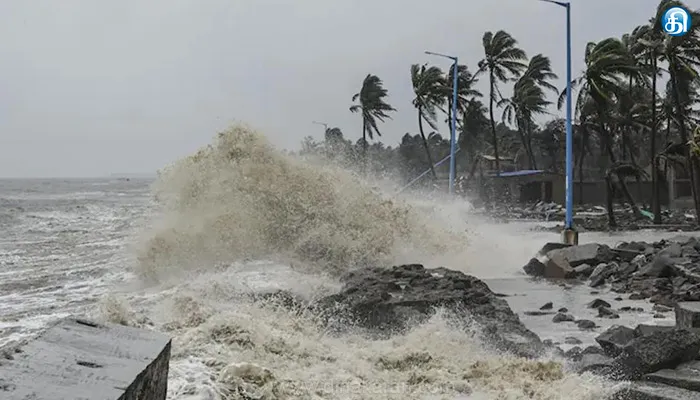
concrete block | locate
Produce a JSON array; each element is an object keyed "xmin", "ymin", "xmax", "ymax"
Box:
[
  {"xmin": 0, "ymin": 318, "xmax": 171, "ymax": 400},
  {"xmin": 676, "ymin": 302, "xmax": 700, "ymax": 329}
]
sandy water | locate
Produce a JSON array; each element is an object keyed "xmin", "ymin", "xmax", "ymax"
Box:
[{"xmin": 0, "ymin": 127, "xmax": 691, "ymax": 399}]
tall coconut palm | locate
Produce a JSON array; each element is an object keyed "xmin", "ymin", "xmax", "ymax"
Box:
[
  {"xmin": 499, "ymin": 79, "xmax": 550, "ymax": 169},
  {"xmin": 636, "ymin": 21, "xmax": 665, "ymax": 223},
  {"xmin": 410, "ymin": 63, "xmax": 446, "ymax": 179},
  {"xmin": 478, "ymin": 30, "xmax": 528, "ymax": 175},
  {"xmin": 349, "ymin": 74, "xmax": 396, "ymax": 167},
  {"xmin": 653, "ymin": 0, "xmax": 700, "ymax": 219},
  {"xmin": 558, "ymin": 38, "xmax": 643, "ymax": 220},
  {"xmin": 499, "ymin": 54, "xmax": 558, "ymax": 169}
]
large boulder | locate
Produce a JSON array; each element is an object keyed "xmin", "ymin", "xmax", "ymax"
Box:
[
  {"xmin": 314, "ymin": 264, "xmax": 545, "ymax": 358},
  {"xmin": 615, "ymin": 329, "xmax": 700, "ymax": 379},
  {"xmin": 522, "ymin": 243, "xmax": 614, "ymax": 279},
  {"xmin": 596, "ymin": 325, "xmax": 636, "ymax": 357}
]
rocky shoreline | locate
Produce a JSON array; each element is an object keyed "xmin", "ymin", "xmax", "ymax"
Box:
[
  {"xmin": 521, "ymin": 236, "xmax": 700, "ymax": 399},
  {"xmin": 249, "ymin": 236, "xmax": 700, "ymax": 399}
]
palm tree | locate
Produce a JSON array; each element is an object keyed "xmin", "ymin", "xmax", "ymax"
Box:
[
  {"xmin": 558, "ymin": 38, "xmax": 643, "ymax": 220},
  {"xmin": 636, "ymin": 21, "xmax": 665, "ymax": 223},
  {"xmin": 499, "ymin": 54, "xmax": 557, "ymax": 169},
  {"xmin": 654, "ymin": 0, "xmax": 700, "ymax": 218},
  {"xmin": 499, "ymin": 79, "xmax": 549, "ymax": 169},
  {"xmin": 478, "ymin": 30, "xmax": 528, "ymax": 175},
  {"xmin": 410, "ymin": 63, "xmax": 446, "ymax": 179},
  {"xmin": 349, "ymin": 74, "xmax": 396, "ymax": 167}
]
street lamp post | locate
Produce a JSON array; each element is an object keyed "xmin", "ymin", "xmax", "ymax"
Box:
[
  {"xmin": 425, "ymin": 51, "xmax": 458, "ymax": 195},
  {"xmin": 539, "ymin": 0, "xmax": 577, "ymax": 245}
]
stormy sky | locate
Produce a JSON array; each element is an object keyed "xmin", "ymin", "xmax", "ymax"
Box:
[{"xmin": 0, "ymin": 0, "xmax": 669, "ymax": 177}]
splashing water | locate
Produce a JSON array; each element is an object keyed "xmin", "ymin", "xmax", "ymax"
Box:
[
  {"xmin": 116, "ymin": 124, "xmax": 619, "ymax": 399},
  {"xmin": 135, "ymin": 125, "xmax": 471, "ymax": 282}
]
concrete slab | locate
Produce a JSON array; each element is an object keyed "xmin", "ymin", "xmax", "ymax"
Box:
[
  {"xmin": 0, "ymin": 318, "xmax": 171, "ymax": 400},
  {"xmin": 676, "ymin": 302, "xmax": 700, "ymax": 329}
]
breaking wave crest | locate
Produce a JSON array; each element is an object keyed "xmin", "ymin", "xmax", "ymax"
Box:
[
  {"xmin": 135, "ymin": 124, "xmax": 468, "ymax": 281},
  {"xmin": 122, "ymin": 124, "xmax": 618, "ymax": 399}
]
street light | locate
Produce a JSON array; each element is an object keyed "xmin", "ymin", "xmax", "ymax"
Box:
[
  {"xmin": 425, "ymin": 51, "xmax": 459, "ymax": 195},
  {"xmin": 539, "ymin": 0, "xmax": 577, "ymax": 245}
]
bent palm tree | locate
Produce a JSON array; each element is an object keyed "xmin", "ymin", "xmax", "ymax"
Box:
[
  {"xmin": 411, "ymin": 63, "xmax": 446, "ymax": 179},
  {"xmin": 349, "ymin": 74, "xmax": 396, "ymax": 167},
  {"xmin": 479, "ymin": 30, "xmax": 528, "ymax": 175},
  {"xmin": 499, "ymin": 79, "xmax": 550, "ymax": 169},
  {"xmin": 558, "ymin": 37, "xmax": 642, "ymax": 221}
]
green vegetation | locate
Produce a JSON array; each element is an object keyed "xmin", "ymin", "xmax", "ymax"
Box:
[{"xmin": 299, "ymin": 0, "xmax": 700, "ymax": 226}]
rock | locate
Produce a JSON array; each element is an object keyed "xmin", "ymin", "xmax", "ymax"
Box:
[
  {"xmin": 639, "ymin": 254, "xmax": 680, "ymax": 278},
  {"xmin": 660, "ymin": 242, "xmax": 683, "ymax": 258},
  {"xmin": 577, "ymin": 319, "xmax": 597, "ymax": 330},
  {"xmin": 314, "ymin": 264, "xmax": 545, "ymax": 358},
  {"xmin": 552, "ymin": 313, "xmax": 575, "ymax": 323},
  {"xmin": 654, "ymin": 313, "xmax": 667, "ymax": 319},
  {"xmin": 588, "ymin": 299, "xmax": 612, "ymax": 309},
  {"xmin": 564, "ymin": 346, "xmax": 583, "ymax": 361},
  {"xmin": 612, "ymin": 248, "xmax": 643, "ymax": 262},
  {"xmin": 0, "ymin": 318, "xmax": 171, "ymax": 400},
  {"xmin": 653, "ymin": 304, "xmax": 673, "ymax": 313},
  {"xmin": 596, "ymin": 325, "xmax": 635, "ymax": 357},
  {"xmin": 645, "ymin": 360, "xmax": 700, "ymax": 392},
  {"xmin": 565, "ymin": 336, "xmax": 582, "ymax": 345},
  {"xmin": 576, "ymin": 353, "xmax": 616, "ymax": 375},
  {"xmin": 558, "ymin": 307, "xmax": 568, "ymax": 313},
  {"xmin": 549, "ymin": 243, "xmax": 614, "ymax": 267},
  {"xmin": 523, "ymin": 257, "xmax": 545, "ymax": 277},
  {"xmin": 582, "ymin": 345, "xmax": 605, "ymax": 356},
  {"xmin": 524, "ymin": 310, "xmax": 554, "ymax": 316},
  {"xmin": 522, "ymin": 243, "xmax": 572, "ymax": 277},
  {"xmin": 676, "ymin": 302, "xmax": 700, "ymax": 329},
  {"xmin": 540, "ymin": 302, "xmax": 553, "ymax": 310},
  {"xmin": 634, "ymin": 324, "xmax": 675, "ymax": 338},
  {"xmin": 616, "ymin": 329, "xmax": 700, "ymax": 379},
  {"xmin": 590, "ymin": 263, "xmax": 615, "ymax": 287},
  {"xmin": 544, "ymin": 252, "xmax": 576, "ymax": 279},
  {"xmin": 574, "ymin": 263, "xmax": 594, "ymax": 277},
  {"xmin": 612, "ymin": 381, "xmax": 700, "ymax": 400},
  {"xmin": 598, "ymin": 307, "xmax": 621, "ymax": 319}
]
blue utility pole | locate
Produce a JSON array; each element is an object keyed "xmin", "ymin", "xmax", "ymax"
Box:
[
  {"xmin": 425, "ymin": 51, "xmax": 458, "ymax": 194},
  {"xmin": 540, "ymin": 0, "xmax": 577, "ymax": 244}
]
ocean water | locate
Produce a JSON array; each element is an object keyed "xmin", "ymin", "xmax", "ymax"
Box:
[{"xmin": 0, "ymin": 125, "xmax": 688, "ymax": 399}]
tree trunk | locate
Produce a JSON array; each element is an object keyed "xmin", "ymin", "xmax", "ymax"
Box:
[
  {"xmin": 515, "ymin": 119, "xmax": 534, "ymax": 170},
  {"xmin": 577, "ymin": 139, "xmax": 586, "ymax": 205},
  {"xmin": 651, "ymin": 56, "xmax": 661, "ymax": 224},
  {"xmin": 362, "ymin": 120, "xmax": 368, "ymax": 174},
  {"xmin": 600, "ymin": 118, "xmax": 641, "ymax": 218},
  {"xmin": 605, "ymin": 175, "xmax": 618, "ymax": 228},
  {"xmin": 525, "ymin": 120, "xmax": 538, "ymax": 170},
  {"xmin": 670, "ymin": 65, "xmax": 700, "ymax": 222},
  {"xmin": 488, "ymin": 72, "xmax": 501, "ymax": 176},
  {"xmin": 417, "ymin": 109, "xmax": 438, "ymax": 180}
]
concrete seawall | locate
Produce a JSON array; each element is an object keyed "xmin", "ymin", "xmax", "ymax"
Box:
[{"xmin": 0, "ymin": 318, "xmax": 171, "ymax": 400}]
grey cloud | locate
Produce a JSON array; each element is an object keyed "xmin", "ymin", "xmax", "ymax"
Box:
[{"xmin": 0, "ymin": 0, "xmax": 663, "ymax": 177}]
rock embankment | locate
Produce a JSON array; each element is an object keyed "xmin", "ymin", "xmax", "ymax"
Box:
[
  {"xmin": 523, "ymin": 236, "xmax": 700, "ymax": 306},
  {"xmin": 312, "ymin": 264, "xmax": 545, "ymax": 358},
  {"xmin": 522, "ymin": 238, "xmax": 700, "ymax": 399}
]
